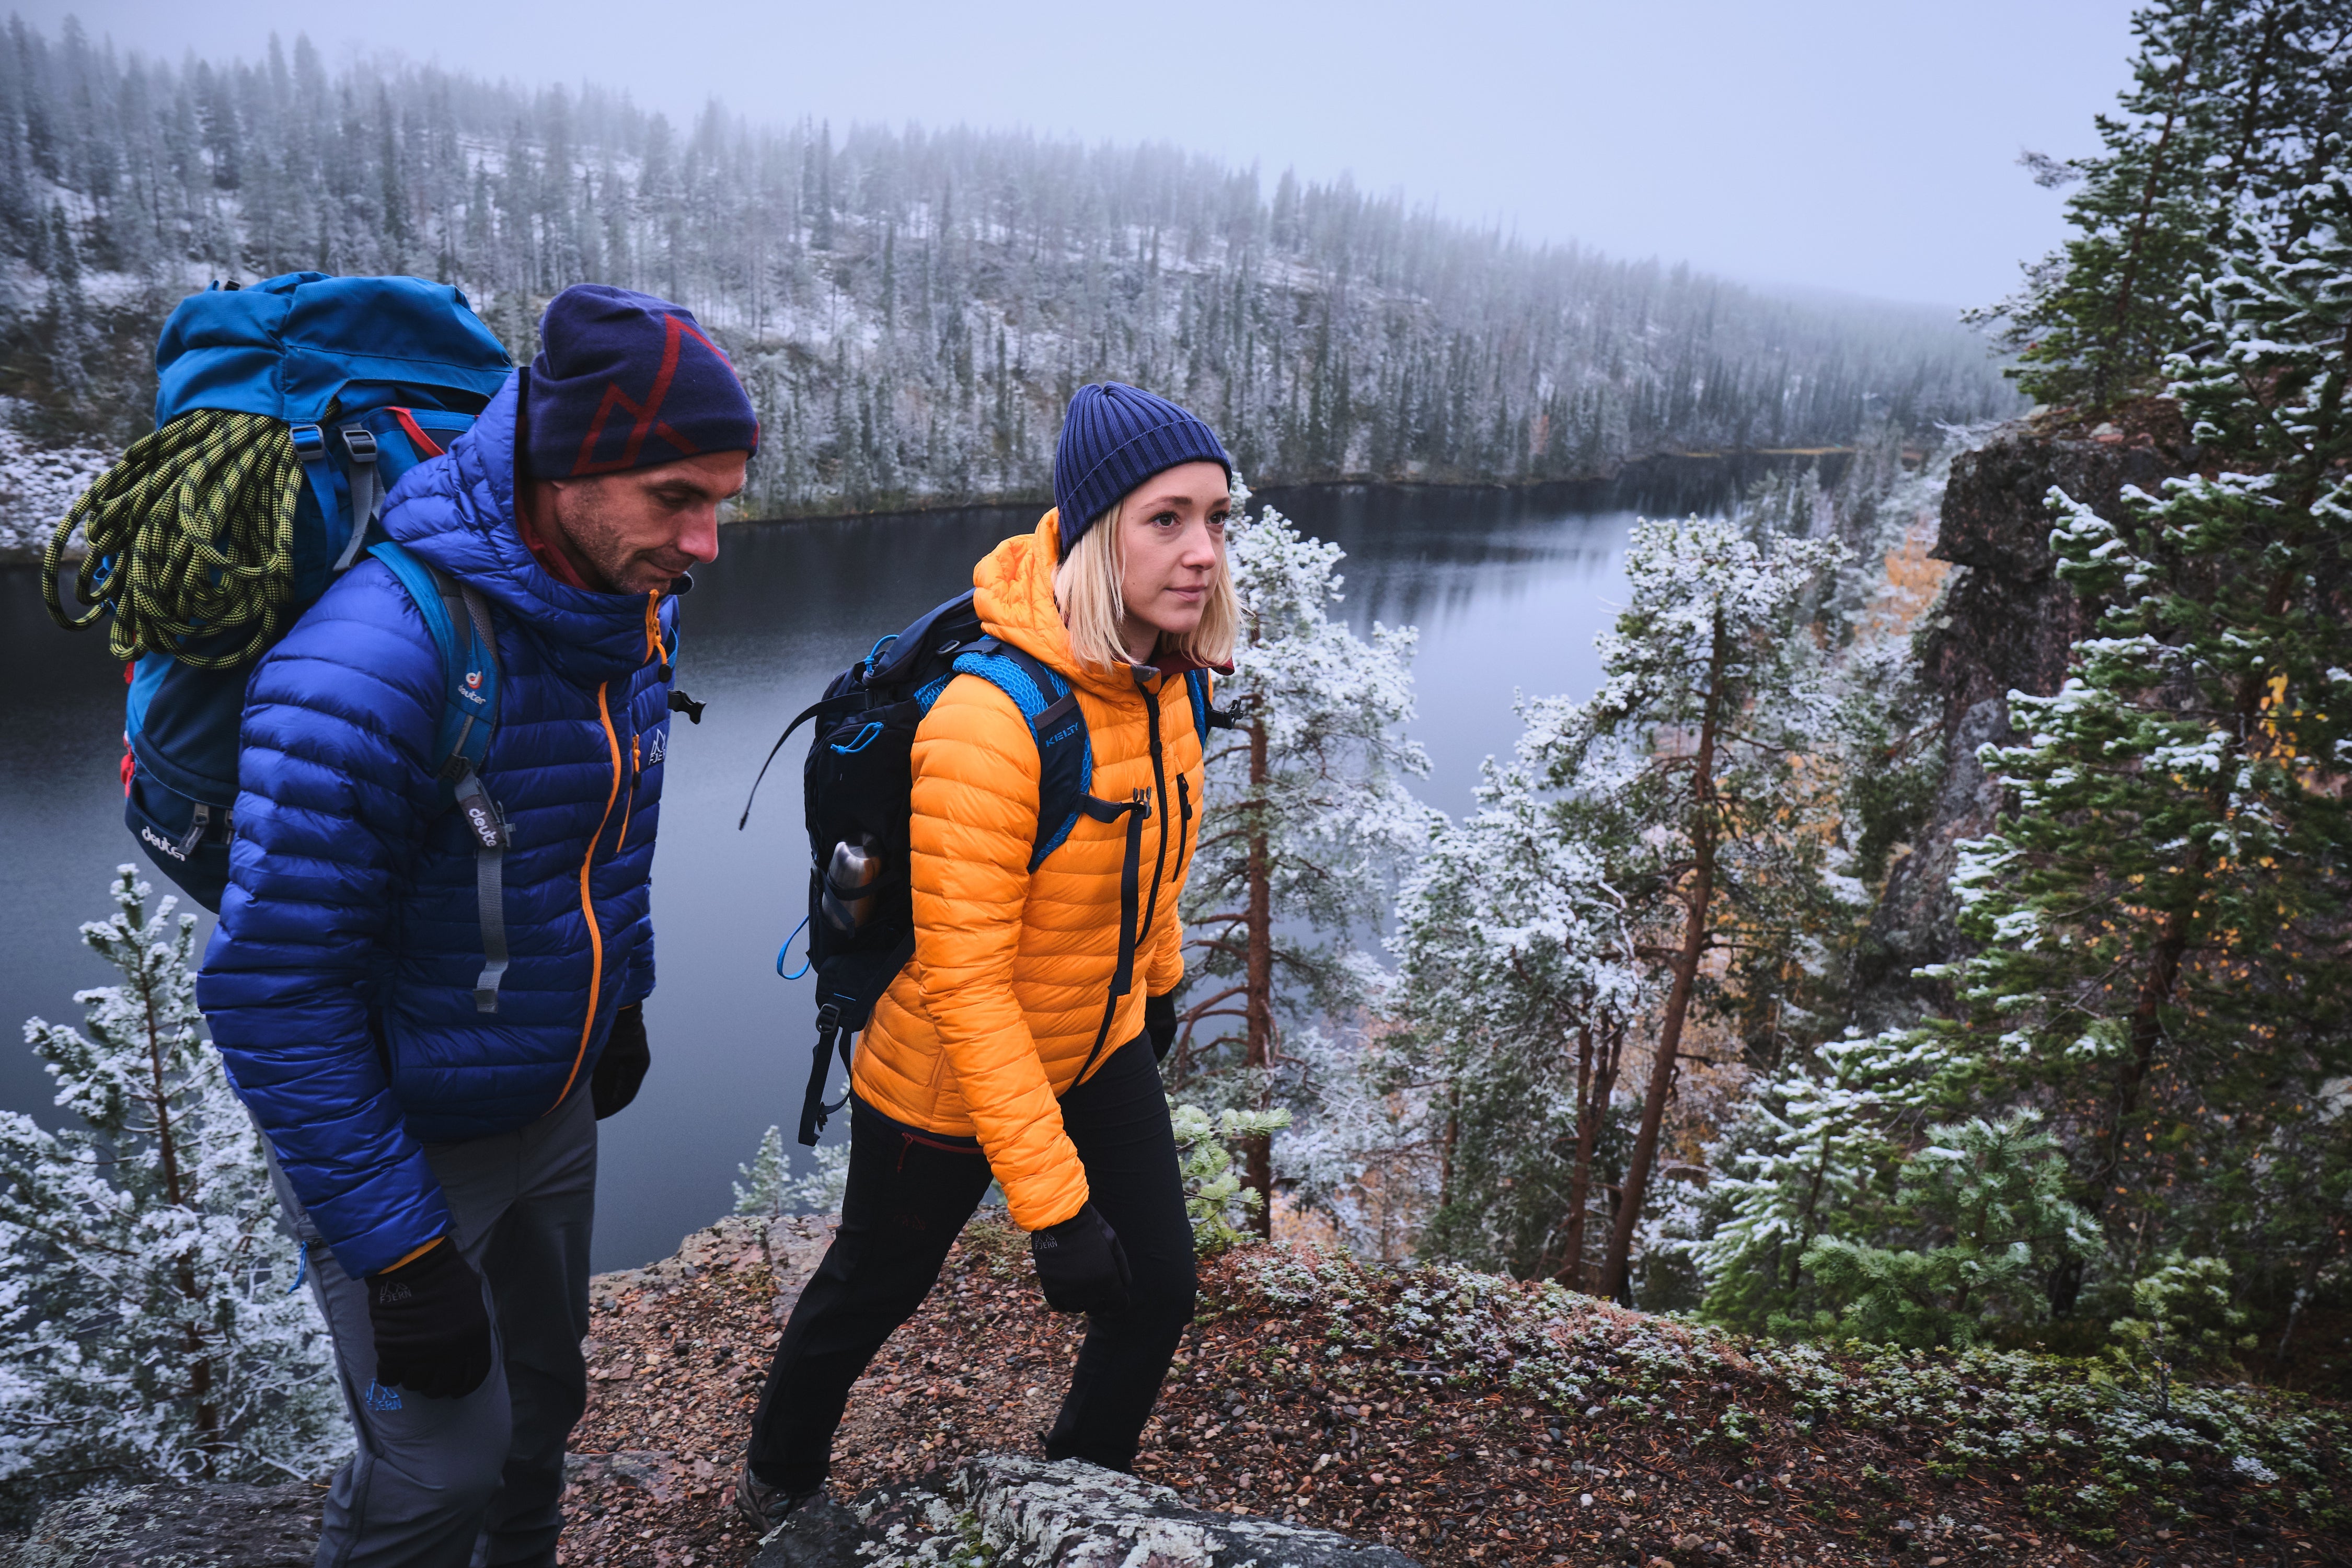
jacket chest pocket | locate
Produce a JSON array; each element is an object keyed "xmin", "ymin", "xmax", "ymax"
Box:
[
  {"xmin": 616, "ymin": 714, "xmax": 670, "ymax": 852},
  {"xmin": 616, "ymin": 735, "xmax": 643, "ymax": 851}
]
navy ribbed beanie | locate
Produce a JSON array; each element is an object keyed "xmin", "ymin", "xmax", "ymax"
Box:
[
  {"xmin": 1052, "ymin": 383, "xmax": 1230, "ymax": 554},
  {"xmin": 524, "ymin": 284, "xmax": 759, "ymax": 479}
]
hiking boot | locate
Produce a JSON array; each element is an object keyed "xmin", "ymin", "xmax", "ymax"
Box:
[{"xmin": 733, "ymin": 1462, "xmax": 820, "ymax": 1535}]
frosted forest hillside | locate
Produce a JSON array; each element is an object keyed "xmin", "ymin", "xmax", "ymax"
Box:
[{"xmin": 0, "ymin": 21, "xmax": 2017, "ymax": 537}]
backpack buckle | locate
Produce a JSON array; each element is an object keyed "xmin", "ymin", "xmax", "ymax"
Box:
[
  {"xmin": 339, "ymin": 426, "xmax": 379, "ymax": 464},
  {"xmin": 289, "ymin": 424, "xmax": 327, "ymax": 462}
]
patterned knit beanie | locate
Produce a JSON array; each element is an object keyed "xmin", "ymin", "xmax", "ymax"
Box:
[
  {"xmin": 1051, "ymin": 383, "xmax": 1230, "ymax": 554},
  {"xmin": 524, "ymin": 284, "xmax": 758, "ymax": 479}
]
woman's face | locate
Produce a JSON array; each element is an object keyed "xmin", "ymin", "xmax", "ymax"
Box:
[{"xmin": 1115, "ymin": 460, "xmax": 1230, "ymax": 659}]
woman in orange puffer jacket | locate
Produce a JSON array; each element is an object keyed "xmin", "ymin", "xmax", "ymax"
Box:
[{"xmin": 739, "ymin": 384, "xmax": 1236, "ymax": 1529}]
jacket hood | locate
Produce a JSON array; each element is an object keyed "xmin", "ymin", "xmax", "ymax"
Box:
[
  {"xmin": 383, "ymin": 372, "xmax": 670, "ymax": 686},
  {"xmin": 972, "ymin": 511, "xmax": 1229, "ymax": 691},
  {"xmin": 974, "ymin": 511, "xmax": 1180, "ymax": 701}
]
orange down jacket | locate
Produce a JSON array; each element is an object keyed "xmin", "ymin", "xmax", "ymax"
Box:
[{"xmin": 848, "ymin": 512, "xmax": 1206, "ymax": 1231}]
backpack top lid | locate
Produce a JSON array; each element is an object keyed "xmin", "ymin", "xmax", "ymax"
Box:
[{"xmin": 153, "ymin": 271, "xmax": 514, "ymax": 431}]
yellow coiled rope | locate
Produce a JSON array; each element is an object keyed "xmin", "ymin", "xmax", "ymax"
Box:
[{"xmin": 41, "ymin": 409, "xmax": 304, "ymax": 670}]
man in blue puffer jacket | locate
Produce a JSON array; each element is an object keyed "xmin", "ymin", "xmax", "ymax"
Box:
[{"xmin": 198, "ymin": 284, "xmax": 757, "ymax": 1568}]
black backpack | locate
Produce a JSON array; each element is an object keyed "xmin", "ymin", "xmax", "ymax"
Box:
[{"xmin": 741, "ymin": 590, "xmax": 1225, "ymax": 1145}]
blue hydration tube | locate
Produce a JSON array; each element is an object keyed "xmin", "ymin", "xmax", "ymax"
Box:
[{"xmin": 776, "ymin": 914, "xmax": 813, "ymax": 981}]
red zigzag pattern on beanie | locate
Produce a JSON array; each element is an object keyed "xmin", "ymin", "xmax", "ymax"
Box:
[{"xmin": 571, "ymin": 314, "xmax": 746, "ymax": 476}]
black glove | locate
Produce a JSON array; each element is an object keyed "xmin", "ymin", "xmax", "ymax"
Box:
[
  {"xmin": 366, "ymin": 1238, "xmax": 494, "ymax": 1400},
  {"xmin": 1031, "ymin": 1202, "xmax": 1133, "ymax": 1315},
  {"xmin": 593, "ymin": 1002, "xmax": 650, "ymax": 1119},
  {"xmin": 1145, "ymin": 992, "xmax": 1178, "ymax": 1063}
]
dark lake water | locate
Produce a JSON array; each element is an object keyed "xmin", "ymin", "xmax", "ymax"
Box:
[{"xmin": 0, "ymin": 456, "xmax": 1796, "ymax": 1270}]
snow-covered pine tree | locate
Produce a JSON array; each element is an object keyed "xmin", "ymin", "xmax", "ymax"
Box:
[
  {"xmin": 1691, "ymin": 1029, "xmax": 1955, "ymax": 1331},
  {"xmin": 1266, "ymin": 1017, "xmax": 1441, "ymax": 1263},
  {"xmin": 1801, "ymin": 1111, "xmax": 2098, "ymax": 1350},
  {"xmin": 0, "ymin": 22, "xmax": 2019, "ymax": 509},
  {"xmin": 1173, "ymin": 487, "xmax": 1435, "ymax": 1233},
  {"xmin": 1517, "ymin": 516, "xmax": 1847, "ymax": 1301},
  {"xmin": 1387, "ymin": 735, "xmax": 1645, "ymax": 1283},
  {"xmin": 733, "ymin": 1126, "xmax": 850, "ymax": 1220},
  {"xmin": 1970, "ymin": 0, "xmax": 2348, "ymax": 409},
  {"xmin": 733, "ymin": 1125, "xmax": 793, "ymax": 1220},
  {"xmin": 0, "ymin": 868, "xmax": 342, "ymax": 1505},
  {"xmin": 1918, "ymin": 171, "xmax": 2352, "ymax": 1318}
]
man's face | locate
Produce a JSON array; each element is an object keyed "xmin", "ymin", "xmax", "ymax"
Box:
[{"xmin": 544, "ymin": 451, "xmax": 747, "ymax": 594}]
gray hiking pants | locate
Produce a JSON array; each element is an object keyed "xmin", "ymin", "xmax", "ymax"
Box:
[{"xmin": 271, "ymin": 1086, "xmax": 596, "ymax": 1568}]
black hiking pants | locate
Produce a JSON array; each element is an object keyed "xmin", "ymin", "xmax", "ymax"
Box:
[{"xmin": 745, "ymin": 1034, "xmax": 1195, "ymax": 1491}]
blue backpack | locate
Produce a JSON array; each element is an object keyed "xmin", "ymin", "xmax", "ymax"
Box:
[{"xmin": 67, "ymin": 273, "xmax": 514, "ymax": 986}]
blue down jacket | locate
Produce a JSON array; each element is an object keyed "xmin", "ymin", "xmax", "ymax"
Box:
[{"xmin": 198, "ymin": 374, "xmax": 677, "ymax": 1277}]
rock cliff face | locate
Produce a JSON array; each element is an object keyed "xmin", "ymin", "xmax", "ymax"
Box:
[{"xmin": 1853, "ymin": 420, "xmax": 2184, "ymax": 1029}]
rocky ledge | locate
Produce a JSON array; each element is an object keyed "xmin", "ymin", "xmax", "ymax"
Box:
[
  {"xmin": 0, "ymin": 1481, "xmax": 322, "ymax": 1567},
  {"xmin": 755, "ymin": 1454, "xmax": 1418, "ymax": 1567},
  {"xmin": 10, "ymin": 1208, "xmax": 2342, "ymax": 1566},
  {"xmin": 2, "ymin": 1217, "xmax": 1413, "ymax": 1568}
]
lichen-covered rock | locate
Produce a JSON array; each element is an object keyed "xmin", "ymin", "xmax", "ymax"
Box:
[
  {"xmin": 754, "ymin": 1453, "xmax": 1421, "ymax": 1567},
  {"xmin": 0, "ymin": 1482, "xmax": 322, "ymax": 1567}
]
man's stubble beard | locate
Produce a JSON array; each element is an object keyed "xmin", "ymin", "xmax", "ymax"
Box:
[{"xmin": 552, "ymin": 483, "xmax": 667, "ymax": 595}]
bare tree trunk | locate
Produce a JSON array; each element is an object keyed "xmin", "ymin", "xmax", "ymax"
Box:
[
  {"xmin": 1600, "ymin": 614, "xmax": 1727, "ymax": 1303},
  {"xmin": 1789, "ymin": 1127, "xmax": 1836, "ymax": 1292},
  {"xmin": 1558, "ymin": 1017, "xmax": 1624, "ymax": 1293},
  {"xmin": 1240, "ymin": 713, "xmax": 1275, "ymax": 1238},
  {"xmin": 1558, "ymin": 1024, "xmax": 1597, "ymax": 1289}
]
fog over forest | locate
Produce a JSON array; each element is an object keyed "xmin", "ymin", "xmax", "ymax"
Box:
[{"xmin": 0, "ymin": 21, "xmax": 2020, "ymax": 514}]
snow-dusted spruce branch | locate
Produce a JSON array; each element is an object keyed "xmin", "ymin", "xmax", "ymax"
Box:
[
  {"xmin": 1965, "ymin": 0, "xmax": 2345, "ymax": 410},
  {"xmin": 1, "ymin": 868, "xmax": 343, "ymax": 1504}
]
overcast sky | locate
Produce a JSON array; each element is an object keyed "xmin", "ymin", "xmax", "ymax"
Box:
[{"xmin": 29, "ymin": 0, "xmax": 2137, "ymax": 310}]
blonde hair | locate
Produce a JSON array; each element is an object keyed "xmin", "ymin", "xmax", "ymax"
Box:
[{"xmin": 1053, "ymin": 493, "xmax": 1239, "ymax": 670}]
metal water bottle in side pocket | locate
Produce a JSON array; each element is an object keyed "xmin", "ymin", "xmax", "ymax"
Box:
[{"xmin": 820, "ymin": 835, "xmax": 881, "ymax": 932}]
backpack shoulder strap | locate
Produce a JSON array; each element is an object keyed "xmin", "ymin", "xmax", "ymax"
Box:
[
  {"xmin": 367, "ymin": 541, "xmax": 500, "ymax": 781},
  {"xmin": 950, "ymin": 639, "xmax": 1091, "ymax": 873},
  {"xmin": 368, "ymin": 540, "xmax": 511, "ymax": 1014},
  {"xmin": 1185, "ymin": 666, "xmax": 1236, "ymax": 745}
]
